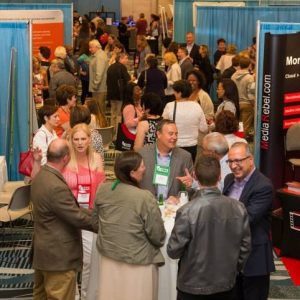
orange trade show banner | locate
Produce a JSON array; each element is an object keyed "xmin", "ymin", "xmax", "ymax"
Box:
[{"xmin": 0, "ymin": 10, "xmax": 64, "ymax": 60}]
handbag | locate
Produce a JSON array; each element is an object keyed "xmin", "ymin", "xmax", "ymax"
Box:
[
  {"xmin": 115, "ymin": 123, "xmax": 136, "ymax": 151},
  {"xmin": 18, "ymin": 150, "xmax": 33, "ymax": 177}
]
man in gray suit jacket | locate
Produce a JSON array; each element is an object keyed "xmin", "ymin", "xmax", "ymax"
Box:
[
  {"xmin": 31, "ymin": 139, "xmax": 97, "ymax": 300},
  {"xmin": 177, "ymin": 47, "xmax": 194, "ymax": 80},
  {"xmin": 139, "ymin": 119, "xmax": 193, "ymax": 201}
]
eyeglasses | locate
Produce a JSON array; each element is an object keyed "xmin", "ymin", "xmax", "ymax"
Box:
[{"xmin": 226, "ymin": 156, "xmax": 250, "ymax": 165}]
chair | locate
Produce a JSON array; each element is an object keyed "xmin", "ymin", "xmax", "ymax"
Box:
[
  {"xmin": 96, "ymin": 126, "xmax": 114, "ymax": 150},
  {"xmin": 0, "ymin": 185, "xmax": 32, "ymax": 224},
  {"xmin": 285, "ymin": 123, "xmax": 300, "ymax": 180}
]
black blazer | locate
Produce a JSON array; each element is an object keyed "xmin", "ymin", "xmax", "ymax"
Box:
[
  {"xmin": 182, "ymin": 43, "xmax": 201, "ymax": 67},
  {"xmin": 223, "ymin": 169, "xmax": 275, "ymax": 276}
]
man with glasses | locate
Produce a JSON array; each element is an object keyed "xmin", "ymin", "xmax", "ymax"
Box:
[{"xmin": 223, "ymin": 142, "xmax": 275, "ymax": 300}]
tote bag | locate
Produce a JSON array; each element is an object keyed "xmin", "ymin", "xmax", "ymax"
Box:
[{"xmin": 115, "ymin": 123, "xmax": 136, "ymax": 151}]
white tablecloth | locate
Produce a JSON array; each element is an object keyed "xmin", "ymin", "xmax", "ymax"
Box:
[
  {"xmin": 86, "ymin": 211, "xmax": 178, "ymax": 300},
  {"xmin": 0, "ymin": 156, "xmax": 8, "ymax": 192}
]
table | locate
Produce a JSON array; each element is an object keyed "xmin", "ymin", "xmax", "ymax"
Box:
[
  {"xmin": 277, "ymin": 189, "xmax": 300, "ymax": 259},
  {"xmin": 86, "ymin": 205, "xmax": 180, "ymax": 300},
  {"xmin": 0, "ymin": 156, "xmax": 8, "ymax": 192}
]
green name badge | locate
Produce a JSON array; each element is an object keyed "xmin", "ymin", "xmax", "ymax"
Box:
[{"xmin": 153, "ymin": 164, "xmax": 170, "ymax": 186}]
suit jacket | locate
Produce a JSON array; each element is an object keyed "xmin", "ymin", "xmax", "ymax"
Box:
[
  {"xmin": 139, "ymin": 143, "xmax": 193, "ymax": 198},
  {"xmin": 223, "ymin": 169, "xmax": 275, "ymax": 276},
  {"xmin": 89, "ymin": 48, "xmax": 108, "ymax": 93},
  {"xmin": 31, "ymin": 165, "xmax": 97, "ymax": 271},
  {"xmin": 179, "ymin": 58, "xmax": 194, "ymax": 80},
  {"xmin": 182, "ymin": 43, "xmax": 201, "ymax": 67}
]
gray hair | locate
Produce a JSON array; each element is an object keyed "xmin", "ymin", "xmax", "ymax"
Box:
[
  {"xmin": 89, "ymin": 39, "xmax": 101, "ymax": 49},
  {"xmin": 51, "ymin": 58, "xmax": 65, "ymax": 70},
  {"xmin": 231, "ymin": 142, "xmax": 252, "ymax": 155},
  {"xmin": 203, "ymin": 132, "xmax": 229, "ymax": 156}
]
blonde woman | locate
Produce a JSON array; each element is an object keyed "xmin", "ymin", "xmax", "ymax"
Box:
[
  {"xmin": 216, "ymin": 44, "xmax": 237, "ymax": 74},
  {"xmin": 163, "ymin": 51, "xmax": 181, "ymax": 108},
  {"xmin": 63, "ymin": 123, "xmax": 105, "ymax": 300}
]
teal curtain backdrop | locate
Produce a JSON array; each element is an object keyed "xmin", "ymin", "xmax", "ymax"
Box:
[
  {"xmin": 0, "ymin": 21, "xmax": 30, "ymax": 180},
  {"xmin": 196, "ymin": 6, "xmax": 300, "ymax": 60},
  {"xmin": 0, "ymin": 3, "xmax": 73, "ymax": 44}
]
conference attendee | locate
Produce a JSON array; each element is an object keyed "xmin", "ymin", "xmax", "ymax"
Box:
[
  {"xmin": 177, "ymin": 132, "xmax": 231, "ymax": 192},
  {"xmin": 139, "ymin": 119, "xmax": 193, "ymax": 201},
  {"xmin": 134, "ymin": 92, "xmax": 162, "ymax": 151},
  {"xmin": 163, "ymin": 51, "xmax": 181, "ymax": 107},
  {"xmin": 108, "ymin": 41, "xmax": 125, "ymax": 66},
  {"xmin": 149, "ymin": 14, "xmax": 160, "ymax": 55},
  {"xmin": 32, "ymin": 56, "xmax": 48, "ymax": 105},
  {"xmin": 223, "ymin": 142, "xmax": 275, "ymax": 300},
  {"xmin": 77, "ymin": 41, "xmax": 92, "ymax": 104},
  {"xmin": 231, "ymin": 56, "xmax": 255, "ymax": 138},
  {"xmin": 187, "ymin": 69, "xmax": 214, "ymax": 123},
  {"xmin": 88, "ymin": 39, "xmax": 108, "ymax": 116},
  {"xmin": 118, "ymin": 16, "xmax": 130, "ymax": 53},
  {"xmin": 122, "ymin": 83, "xmax": 144, "ymax": 134},
  {"xmin": 31, "ymin": 139, "xmax": 97, "ymax": 300},
  {"xmin": 177, "ymin": 47, "xmax": 194, "ymax": 80},
  {"xmin": 48, "ymin": 59, "xmax": 77, "ymax": 99},
  {"xmin": 69, "ymin": 105, "xmax": 104, "ymax": 159},
  {"xmin": 198, "ymin": 44, "xmax": 214, "ymax": 92},
  {"xmin": 54, "ymin": 84, "xmax": 77, "ymax": 138},
  {"xmin": 63, "ymin": 124, "xmax": 105, "ymax": 300},
  {"xmin": 163, "ymin": 80, "xmax": 208, "ymax": 162},
  {"xmin": 137, "ymin": 56, "xmax": 168, "ymax": 101},
  {"xmin": 32, "ymin": 105, "xmax": 59, "ymax": 166},
  {"xmin": 216, "ymin": 78, "xmax": 240, "ymax": 119},
  {"xmin": 182, "ymin": 32, "xmax": 201, "ymax": 67},
  {"xmin": 213, "ymin": 37, "xmax": 226, "ymax": 66},
  {"xmin": 93, "ymin": 151, "xmax": 166, "ymax": 300},
  {"xmin": 134, "ymin": 35, "xmax": 151, "ymax": 78},
  {"xmin": 135, "ymin": 13, "xmax": 148, "ymax": 36},
  {"xmin": 104, "ymin": 34, "xmax": 119, "ymax": 59},
  {"xmin": 216, "ymin": 44, "xmax": 237, "ymax": 74},
  {"xmin": 215, "ymin": 110, "xmax": 247, "ymax": 148},
  {"xmin": 167, "ymin": 154, "xmax": 251, "ymax": 300},
  {"xmin": 106, "ymin": 52, "xmax": 131, "ymax": 138},
  {"xmin": 222, "ymin": 55, "xmax": 240, "ymax": 79},
  {"xmin": 85, "ymin": 98, "xmax": 108, "ymax": 129}
]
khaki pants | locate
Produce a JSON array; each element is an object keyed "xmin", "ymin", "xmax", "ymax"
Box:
[
  {"xmin": 110, "ymin": 100, "xmax": 123, "ymax": 139},
  {"xmin": 92, "ymin": 92, "xmax": 107, "ymax": 116},
  {"xmin": 33, "ymin": 269, "xmax": 77, "ymax": 300},
  {"xmin": 239, "ymin": 102, "xmax": 254, "ymax": 137}
]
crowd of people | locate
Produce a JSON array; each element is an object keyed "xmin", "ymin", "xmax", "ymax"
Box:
[{"xmin": 27, "ymin": 9, "xmax": 275, "ymax": 300}]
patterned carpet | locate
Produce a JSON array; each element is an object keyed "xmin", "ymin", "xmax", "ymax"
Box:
[{"xmin": 1, "ymin": 220, "xmax": 300, "ymax": 299}]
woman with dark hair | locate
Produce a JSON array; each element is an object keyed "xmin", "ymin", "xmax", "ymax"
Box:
[
  {"xmin": 137, "ymin": 56, "xmax": 167, "ymax": 100},
  {"xmin": 93, "ymin": 151, "xmax": 165, "ymax": 300},
  {"xmin": 122, "ymin": 83, "xmax": 144, "ymax": 134},
  {"xmin": 32, "ymin": 105, "xmax": 59, "ymax": 166},
  {"xmin": 215, "ymin": 110, "xmax": 247, "ymax": 147},
  {"xmin": 54, "ymin": 84, "xmax": 77, "ymax": 137},
  {"xmin": 149, "ymin": 14, "xmax": 160, "ymax": 55},
  {"xmin": 216, "ymin": 78, "xmax": 240, "ymax": 119},
  {"xmin": 187, "ymin": 69, "xmax": 214, "ymax": 123},
  {"xmin": 163, "ymin": 80, "xmax": 207, "ymax": 161},
  {"xmin": 133, "ymin": 93, "xmax": 162, "ymax": 151}
]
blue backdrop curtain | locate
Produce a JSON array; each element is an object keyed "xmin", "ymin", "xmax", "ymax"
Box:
[
  {"xmin": 196, "ymin": 6, "xmax": 300, "ymax": 61},
  {"xmin": 0, "ymin": 4, "xmax": 73, "ymax": 44},
  {"xmin": 174, "ymin": 0, "xmax": 194, "ymax": 43},
  {"xmin": 0, "ymin": 21, "xmax": 30, "ymax": 180}
]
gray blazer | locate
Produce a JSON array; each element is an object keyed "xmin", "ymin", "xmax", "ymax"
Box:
[
  {"xmin": 139, "ymin": 143, "xmax": 193, "ymax": 198},
  {"xmin": 180, "ymin": 58, "xmax": 194, "ymax": 80},
  {"xmin": 31, "ymin": 165, "xmax": 97, "ymax": 271},
  {"xmin": 89, "ymin": 48, "xmax": 108, "ymax": 93}
]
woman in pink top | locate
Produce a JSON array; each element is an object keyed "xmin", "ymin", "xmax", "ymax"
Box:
[
  {"xmin": 122, "ymin": 83, "xmax": 144, "ymax": 134},
  {"xmin": 63, "ymin": 123, "xmax": 105, "ymax": 299}
]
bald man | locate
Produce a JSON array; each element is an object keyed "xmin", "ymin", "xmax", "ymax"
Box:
[{"xmin": 31, "ymin": 139, "xmax": 97, "ymax": 300}]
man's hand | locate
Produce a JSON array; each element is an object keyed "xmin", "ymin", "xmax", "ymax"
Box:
[{"xmin": 176, "ymin": 168, "xmax": 193, "ymax": 188}]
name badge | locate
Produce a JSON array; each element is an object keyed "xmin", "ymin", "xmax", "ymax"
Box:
[
  {"xmin": 77, "ymin": 184, "xmax": 91, "ymax": 208},
  {"xmin": 153, "ymin": 164, "xmax": 170, "ymax": 186}
]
